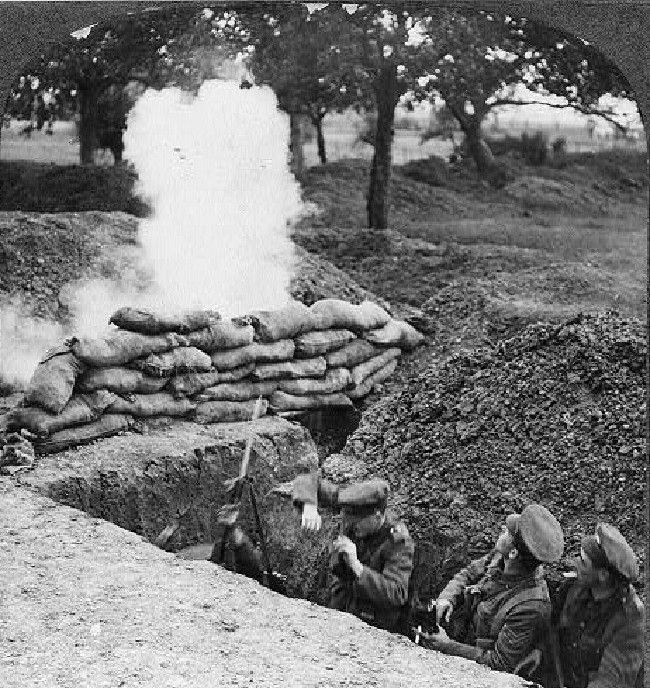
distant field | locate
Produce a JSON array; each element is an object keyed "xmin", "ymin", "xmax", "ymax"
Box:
[
  {"xmin": 0, "ymin": 119, "xmax": 80, "ymax": 165},
  {"xmin": 2, "ymin": 115, "xmax": 645, "ymax": 169}
]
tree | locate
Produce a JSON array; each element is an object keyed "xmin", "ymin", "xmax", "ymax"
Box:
[
  {"xmin": 414, "ymin": 10, "xmax": 635, "ymax": 182},
  {"xmin": 330, "ymin": 3, "xmax": 427, "ymax": 229},
  {"xmin": 188, "ymin": 3, "xmax": 433, "ymax": 229},
  {"xmin": 22, "ymin": 5, "xmax": 211, "ymax": 164},
  {"xmin": 244, "ymin": 4, "xmax": 371, "ymax": 166}
]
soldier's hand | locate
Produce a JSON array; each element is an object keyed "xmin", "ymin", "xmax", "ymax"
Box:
[
  {"xmin": 435, "ymin": 598, "xmax": 454, "ymax": 624},
  {"xmin": 334, "ymin": 536, "xmax": 363, "ymax": 577},
  {"xmin": 334, "ymin": 535, "xmax": 357, "ymax": 561},
  {"xmin": 301, "ymin": 503, "xmax": 322, "ymax": 532}
]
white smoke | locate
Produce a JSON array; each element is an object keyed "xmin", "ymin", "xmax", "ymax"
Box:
[
  {"xmin": 123, "ymin": 79, "xmax": 304, "ymax": 317},
  {"xmin": 0, "ymin": 298, "xmax": 67, "ymax": 389},
  {"xmin": 1, "ymin": 78, "xmax": 306, "ymax": 389}
]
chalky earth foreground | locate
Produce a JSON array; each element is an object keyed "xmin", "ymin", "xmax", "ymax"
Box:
[
  {"xmin": 0, "ymin": 151, "xmax": 646, "ymax": 685},
  {"xmin": 0, "ymin": 481, "xmax": 527, "ymax": 688}
]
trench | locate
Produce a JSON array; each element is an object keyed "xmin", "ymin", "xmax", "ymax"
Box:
[{"xmin": 18, "ymin": 408, "xmax": 465, "ymax": 619}]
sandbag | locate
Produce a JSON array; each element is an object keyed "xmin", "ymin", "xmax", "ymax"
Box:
[
  {"xmin": 167, "ymin": 364, "xmax": 255, "ymax": 396},
  {"xmin": 76, "ymin": 367, "xmax": 169, "ymax": 394},
  {"xmin": 348, "ymin": 359, "xmax": 398, "ymax": 400},
  {"xmin": 248, "ymin": 302, "xmax": 323, "ymax": 342},
  {"xmin": 109, "ymin": 307, "xmax": 221, "ymax": 335},
  {"xmin": 364, "ymin": 319, "xmax": 424, "ymax": 350},
  {"xmin": 33, "ymin": 414, "xmax": 133, "ymax": 455},
  {"xmin": 350, "ymin": 348, "xmax": 401, "ymax": 387},
  {"xmin": 324, "ymin": 340, "xmax": 379, "ymax": 368},
  {"xmin": 294, "ymin": 329, "xmax": 356, "ymax": 358},
  {"xmin": 188, "ymin": 320, "xmax": 255, "ymax": 352},
  {"xmin": 209, "ymin": 340, "xmax": 294, "ymax": 371},
  {"xmin": 309, "ymin": 299, "xmax": 390, "ymax": 332},
  {"xmin": 72, "ymin": 330, "xmax": 188, "ymax": 367},
  {"xmin": 23, "ymin": 345, "xmax": 85, "ymax": 414},
  {"xmin": 137, "ymin": 347, "xmax": 213, "ymax": 378},
  {"xmin": 279, "ymin": 368, "xmax": 351, "ymax": 396},
  {"xmin": 8, "ymin": 391, "xmax": 118, "ymax": 437},
  {"xmin": 109, "ymin": 392, "xmax": 196, "ymax": 417},
  {"xmin": 251, "ymin": 357, "xmax": 326, "ymax": 381},
  {"xmin": 194, "ymin": 381, "xmax": 278, "ymax": 402},
  {"xmin": 194, "ymin": 399, "xmax": 269, "ymax": 424},
  {"xmin": 269, "ymin": 390, "xmax": 352, "ymax": 411}
]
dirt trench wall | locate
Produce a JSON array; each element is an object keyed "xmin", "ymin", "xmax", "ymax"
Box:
[{"xmin": 17, "ymin": 417, "xmax": 319, "ymax": 554}]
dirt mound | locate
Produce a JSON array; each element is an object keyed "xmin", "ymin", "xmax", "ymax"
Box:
[
  {"xmin": 0, "ymin": 160, "xmax": 150, "ymax": 216},
  {"xmin": 0, "ymin": 210, "xmax": 144, "ymax": 321},
  {"xmin": 0, "ymin": 211, "xmax": 393, "ymax": 326},
  {"xmin": 503, "ymin": 175, "xmax": 607, "ymax": 212},
  {"xmin": 290, "ymin": 245, "xmax": 391, "ymax": 310},
  {"xmin": 332, "ymin": 310, "xmax": 646, "ymax": 595}
]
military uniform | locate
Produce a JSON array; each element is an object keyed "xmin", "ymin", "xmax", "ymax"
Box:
[
  {"xmin": 293, "ymin": 473, "xmax": 415, "ymax": 634},
  {"xmin": 422, "ymin": 503, "xmax": 564, "ymax": 676},
  {"xmin": 553, "ymin": 523, "xmax": 644, "ymax": 688},
  {"xmin": 430, "ymin": 550, "xmax": 552, "ymax": 673}
]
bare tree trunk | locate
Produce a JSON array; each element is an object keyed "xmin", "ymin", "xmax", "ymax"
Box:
[
  {"xmin": 289, "ymin": 113, "xmax": 304, "ymax": 180},
  {"xmin": 315, "ymin": 115, "xmax": 327, "ymax": 164},
  {"xmin": 367, "ymin": 62, "xmax": 397, "ymax": 230},
  {"xmin": 78, "ymin": 80, "xmax": 100, "ymax": 165},
  {"xmin": 464, "ymin": 120, "xmax": 496, "ymax": 174}
]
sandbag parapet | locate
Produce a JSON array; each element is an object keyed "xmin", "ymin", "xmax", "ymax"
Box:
[{"xmin": 9, "ymin": 300, "xmax": 423, "ymax": 453}]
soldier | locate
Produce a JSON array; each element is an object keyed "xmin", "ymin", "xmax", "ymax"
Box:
[
  {"xmin": 552, "ymin": 522, "xmax": 644, "ymax": 688},
  {"xmin": 293, "ymin": 473, "xmax": 415, "ymax": 634},
  {"xmin": 421, "ymin": 503, "xmax": 564, "ymax": 677}
]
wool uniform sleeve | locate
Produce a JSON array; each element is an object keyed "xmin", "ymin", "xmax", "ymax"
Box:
[
  {"xmin": 477, "ymin": 601, "xmax": 549, "ymax": 673},
  {"xmin": 356, "ymin": 529, "xmax": 415, "ymax": 608},
  {"xmin": 292, "ymin": 472, "xmax": 340, "ymax": 509},
  {"xmin": 438, "ymin": 552, "xmax": 493, "ymax": 608},
  {"xmin": 588, "ymin": 602, "xmax": 644, "ymax": 688}
]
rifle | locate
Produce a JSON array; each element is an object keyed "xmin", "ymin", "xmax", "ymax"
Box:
[{"xmin": 210, "ymin": 397, "xmax": 286, "ymax": 594}]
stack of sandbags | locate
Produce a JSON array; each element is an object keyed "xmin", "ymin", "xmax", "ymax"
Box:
[
  {"xmin": 6, "ymin": 343, "xmax": 131, "ymax": 454},
  {"xmin": 76, "ymin": 309, "xmax": 263, "ymax": 425},
  {"xmin": 9, "ymin": 300, "xmax": 424, "ymax": 453}
]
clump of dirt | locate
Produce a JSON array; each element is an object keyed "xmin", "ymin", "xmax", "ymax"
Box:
[
  {"xmin": 0, "ymin": 161, "xmax": 151, "ymax": 216},
  {"xmin": 0, "ymin": 211, "xmax": 144, "ymax": 321},
  {"xmin": 332, "ymin": 310, "xmax": 646, "ymax": 596}
]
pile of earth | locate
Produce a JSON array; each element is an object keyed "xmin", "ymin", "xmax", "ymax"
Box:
[
  {"xmin": 323, "ymin": 310, "xmax": 646, "ymax": 598},
  {"xmin": 0, "ymin": 210, "xmax": 392, "ymax": 329},
  {"xmin": 300, "ymin": 151, "xmax": 647, "ymax": 234}
]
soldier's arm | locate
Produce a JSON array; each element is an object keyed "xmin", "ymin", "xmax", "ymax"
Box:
[
  {"xmin": 477, "ymin": 602, "xmax": 548, "ymax": 673},
  {"xmin": 355, "ymin": 532, "xmax": 415, "ymax": 607},
  {"xmin": 438, "ymin": 552, "xmax": 493, "ymax": 609},
  {"xmin": 292, "ymin": 472, "xmax": 340, "ymax": 510},
  {"xmin": 423, "ymin": 603, "xmax": 545, "ymax": 671},
  {"xmin": 588, "ymin": 607, "xmax": 644, "ymax": 688}
]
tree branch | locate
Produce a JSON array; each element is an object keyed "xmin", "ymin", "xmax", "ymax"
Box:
[{"xmin": 486, "ymin": 98, "xmax": 631, "ymax": 132}]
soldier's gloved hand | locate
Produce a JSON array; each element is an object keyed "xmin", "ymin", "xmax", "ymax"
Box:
[
  {"xmin": 333, "ymin": 536, "xmax": 363, "ymax": 578},
  {"xmin": 301, "ymin": 503, "xmax": 322, "ymax": 532},
  {"xmin": 435, "ymin": 598, "xmax": 454, "ymax": 624}
]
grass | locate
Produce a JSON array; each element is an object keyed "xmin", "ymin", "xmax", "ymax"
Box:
[{"xmin": 296, "ymin": 151, "xmax": 647, "ymax": 322}]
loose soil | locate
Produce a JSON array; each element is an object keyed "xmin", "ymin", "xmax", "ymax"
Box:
[{"xmin": 0, "ymin": 148, "xmax": 646, "ymax": 685}]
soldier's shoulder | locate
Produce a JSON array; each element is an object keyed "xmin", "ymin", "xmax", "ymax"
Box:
[
  {"xmin": 624, "ymin": 587, "xmax": 644, "ymax": 618},
  {"xmin": 389, "ymin": 521, "xmax": 413, "ymax": 545}
]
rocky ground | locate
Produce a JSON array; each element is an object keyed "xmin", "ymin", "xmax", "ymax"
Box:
[
  {"xmin": 1, "ymin": 481, "xmax": 528, "ymax": 688},
  {"xmin": 0, "ymin": 148, "xmax": 646, "ymax": 684}
]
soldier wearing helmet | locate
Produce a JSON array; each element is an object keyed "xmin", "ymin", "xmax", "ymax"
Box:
[
  {"xmin": 552, "ymin": 522, "xmax": 644, "ymax": 688},
  {"xmin": 422, "ymin": 503, "xmax": 564, "ymax": 676}
]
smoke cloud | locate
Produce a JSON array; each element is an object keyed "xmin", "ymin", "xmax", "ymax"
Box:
[
  {"xmin": 1, "ymin": 78, "xmax": 307, "ymax": 388},
  {"xmin": 123, "ymin": 79, "xmax": 304, "ymax": 317},
  {"xmin": 0, "ymin": 298, "xmax": 67, "ymax": 389}
]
